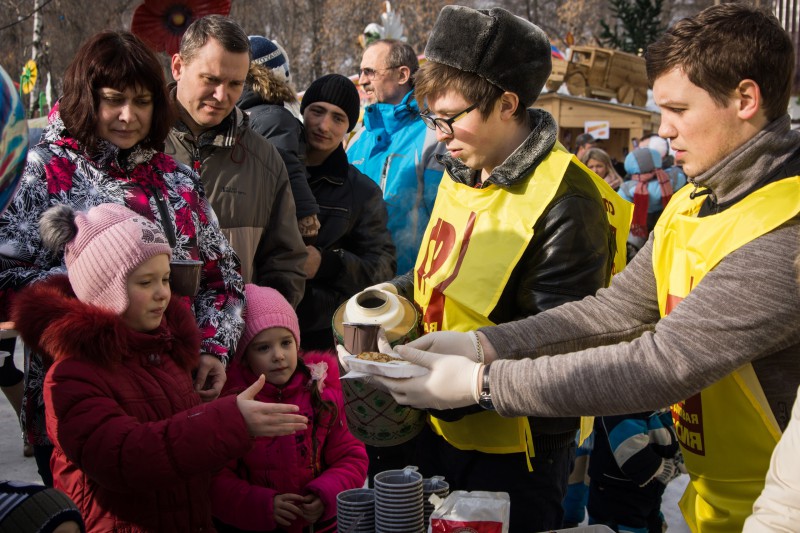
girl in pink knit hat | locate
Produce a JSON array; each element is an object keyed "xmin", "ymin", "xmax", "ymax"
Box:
[
  {"xmin": 211, "ymin": 283, "xmax": 368, "ymax": 533},
  {"xmin": 12, "ymin": 204, "xmax": 308, "ymax": 533}
]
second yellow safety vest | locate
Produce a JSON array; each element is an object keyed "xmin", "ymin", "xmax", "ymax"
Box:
[{"xmin": 652, "ymin": 176, "xmax": 800, "ymax": 533}]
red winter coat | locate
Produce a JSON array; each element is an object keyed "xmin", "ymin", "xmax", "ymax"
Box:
[
  {"xmin": 12, "ymin": 276, "xmax": 253, "ymax": 533},
  {"xmin": 211, "ymin": 352, "xmax": 368, "ymax": 532}
]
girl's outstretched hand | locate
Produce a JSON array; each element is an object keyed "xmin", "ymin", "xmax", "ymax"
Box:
[{"xmin": 236, "ymin": 375, "xmax": 308, "ymax": 436}]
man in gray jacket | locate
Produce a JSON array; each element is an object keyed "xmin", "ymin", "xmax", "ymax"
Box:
[
  {"xmin": 371, "ymin": 5, "xmax": 800, "ymax": 532},
  {"xmin": 166, "ymin": 15, "xmax": 306, "ymax": 307}
]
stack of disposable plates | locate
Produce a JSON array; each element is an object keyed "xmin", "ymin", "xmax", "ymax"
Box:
[
  {"xmin": 336, "ymin": 488, "xmax": 375, "ymax": 533},
  {"xmin": 374, "ymin": 466, "xmax": 424, "ymax": 533}
]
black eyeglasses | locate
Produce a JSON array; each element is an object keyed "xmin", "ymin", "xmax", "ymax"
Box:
[
  {"xmin": 359, "ymin": 66, "xmax": 399, "ymax": 79},
  {"xmin": 420, "ymin": 103, "xmax": 478, "ymax": 135}
]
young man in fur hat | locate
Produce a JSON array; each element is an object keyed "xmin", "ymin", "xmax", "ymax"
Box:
[
  {"xmin": 372, "ymin": 4, "xmax": 800, "ymax": 532},
  {"xmin": 359, "ymin": 5, "xmax": 630, "ymax": 530}
]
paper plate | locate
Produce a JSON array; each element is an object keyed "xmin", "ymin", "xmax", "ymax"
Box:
[{"xmin": 345, "ymin": 355, "xmax": 428, "ymax": 378}]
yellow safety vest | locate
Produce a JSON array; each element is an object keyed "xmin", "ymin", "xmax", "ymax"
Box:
[
  {"xmin": 414, "ymin": 146, "xmax": 631, "ymax": 462},
  {"xmin": 652, "ymin": 176, "xmax": 800, "ymax": 533}
]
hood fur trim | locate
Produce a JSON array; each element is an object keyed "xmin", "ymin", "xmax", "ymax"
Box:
[{"xmin": 11, "ymin": 275, "xmax": 201, "ymax": 370}]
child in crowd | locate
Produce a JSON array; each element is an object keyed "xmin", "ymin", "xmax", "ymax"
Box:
[
  {"xmin": 0, "ymin": 480, "xmax": 85, "ymax": 533},
  {"xmin": 211, "ymin": 284, "xmax": 368, "ymax": 533},
  {"xmin": 587, "ymin": 409, "xmax": 684, "ymax": 532},
  {"xmin": 11, "ymin": 203, "xmax": 308, "ymax": 532}
]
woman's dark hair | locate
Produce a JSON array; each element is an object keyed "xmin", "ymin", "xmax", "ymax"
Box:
[{"xmin": 60, "ymin": 31, "xmax": 175, "ymax": 152}]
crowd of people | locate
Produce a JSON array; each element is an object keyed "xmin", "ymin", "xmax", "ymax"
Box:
[{"xmin": 0, "ymin": 3, "xmax": 798, "ymax": 533}]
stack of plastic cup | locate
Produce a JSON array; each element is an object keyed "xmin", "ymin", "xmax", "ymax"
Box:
[
  {"xmin": 374, "ymin": 466, "xmax": 424, "ymax": 532},
  {"xmin": 336, "ymin": 488, "xmax": 375, "ymax": 532},
  {"xmin": 422, "ymin": 476, "xmax": 450, "ymax": 530}
]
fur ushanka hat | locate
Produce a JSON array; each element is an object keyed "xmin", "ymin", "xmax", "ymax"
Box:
[{"xmin": 424, "ymin": 6, "xmax": 552, "ymax": 107}]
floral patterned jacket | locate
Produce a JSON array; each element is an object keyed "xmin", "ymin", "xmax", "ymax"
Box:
[{"xmin": 0, "ymin": 111, "xmax": 245, "ymax": 445}]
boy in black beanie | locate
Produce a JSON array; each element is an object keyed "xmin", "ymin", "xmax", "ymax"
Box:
[
  {"xmin": 295, "ymin": 74, "xmax": 395, "ymax": 351},
  {"xmin": 0, "ymin": 480, "xmax": 84, "ymax": 533}
]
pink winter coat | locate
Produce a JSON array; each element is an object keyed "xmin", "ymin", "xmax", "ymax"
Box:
[
  {"xmin": 12, "ymin": 276, "xmax": 253, "ymax": 532},
  {"xmin": 211, "ymin": 351, "xmax": 368, "ymax": 532}
]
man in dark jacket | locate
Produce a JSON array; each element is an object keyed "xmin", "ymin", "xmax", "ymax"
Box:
[
  {"xmin": 237, "ymin": 35, "xmax": 321, "ymax": 245},
  {"xmin": 365, "ymin": 6, "xmax": 628, "ymax": 531},
  {"xmin": 297, "ymin": 74, "xmax": 395, "ymax": 350},
  {"xmin": 166, "ymin": 16, "xmax": 307, "ymax": 307}
]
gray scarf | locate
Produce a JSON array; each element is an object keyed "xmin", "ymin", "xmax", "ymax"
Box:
[{"xmin": 691, "ymin": 114, "xmax": 800, "ymax": 207}]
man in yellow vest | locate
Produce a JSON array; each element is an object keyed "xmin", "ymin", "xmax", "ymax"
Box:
[
  {"xmin": 362, "ymin": 5, "xmax": 630, "ymax": 531},
  {"xmin": 373, "ymin": 4, "xmax": 800, "ymax": 533}
]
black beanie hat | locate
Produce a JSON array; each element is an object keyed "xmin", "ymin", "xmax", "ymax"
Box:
[
  {"xmin": 300, "ymin": 74, "xmax": 361, "ymax": 132},
  {"xmin": 0, "ymin": 481, "xmax": 85, "ymax": 533},
  {"xmin": 424, "ymin": 6, "xmax": 551, "ymax": 107}
]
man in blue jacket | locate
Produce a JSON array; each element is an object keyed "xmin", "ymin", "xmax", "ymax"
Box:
[{"xmin": 347, "ymin": 39, "xmax": 446, "ymax": 274}]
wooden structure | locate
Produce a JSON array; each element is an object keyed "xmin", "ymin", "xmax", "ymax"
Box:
[
  {"xmin": 535, "ymin": 92, "xmax": 661, "ymax": 162},
  {"xmin": 547, "ymin": 46, "xmax": 649, "ymax": 107}
]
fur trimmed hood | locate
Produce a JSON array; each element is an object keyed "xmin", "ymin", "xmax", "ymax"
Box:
[
  {"xmin": 11, "ymin": 275, "xmax": 201, "ymax": 371},
  {"xmin": 240, "ymin": 65, "xmax": 297, "ymax": 107}
]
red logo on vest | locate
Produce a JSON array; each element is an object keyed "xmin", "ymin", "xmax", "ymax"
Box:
[
  {"xmin": 665, "ymin": 283, "xmax": 705, "ymax": 456},
  {"xmin": 416, "ymin": 213, "xmax": 477, "ymax": 332}
]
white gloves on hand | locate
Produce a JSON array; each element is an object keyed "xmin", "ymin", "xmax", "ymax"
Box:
[
  {"xmin": 406, "ymin": 330, "xmax": 483, "ymax": 363},
  {"xmin": 371, "ymin": 344, "xmax": 483, "ymax": 410}
]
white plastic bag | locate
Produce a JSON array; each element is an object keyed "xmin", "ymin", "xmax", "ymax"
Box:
[{"xmin": 428, "ymin": 490, "xmax": 510, "ymax": 533}]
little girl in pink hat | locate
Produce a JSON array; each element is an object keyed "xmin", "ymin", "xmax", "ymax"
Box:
[
  {"xmin": 211, "ymin": 283, "xmax": 368, "ymax": 533},
  {"xmin": 12, "ymin": 203, "xmax": 307, "ymax": 532}
]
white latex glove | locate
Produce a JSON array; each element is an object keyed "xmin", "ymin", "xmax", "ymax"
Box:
[
  {"xmin": 406, "ymin": 330, "xmax": 482, "ymax": 363},
  {"xmin": 371, "ymin": 344, "xmax": 483, "ymax": 410},
  {"xmin": 364, "ymin": 282, "xmax": 398, "ymax": 295}
]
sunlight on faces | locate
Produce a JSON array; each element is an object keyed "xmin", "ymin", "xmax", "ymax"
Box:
[
  {"xmin": 171, "ymin": 38, "xmax": 249, "ymax": 134},
  {"xmin": 244, "ymin": 327, "xmax": 298, "ymax": 387},
  {"xmin": 303, "ymin": 102, "xmax": 349, "ymax": 159},
  {"xmin": 95, "ymin": 86, "xmax": 153, "ymax": 149},
  {"xmin": 123, "ymin": 254, "xmax": 171, "ymax": 332},
  {"xmin": 586, "ymin": 158, "xmax": 608, "ymax": 179},
  {"xmin": 358, "ymin": 42, "xmax": 406, "ymax": 105},
  {"xmin": 427, "ymin": 90, "xmax": 506, "ymax": 174},
  {"xmin": 654, "ymin": 68, "xmax": 751, "ymax": 178}
]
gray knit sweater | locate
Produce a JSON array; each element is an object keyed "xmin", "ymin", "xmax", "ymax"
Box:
[{"xmin": 481, "ymin": 115, "xmax": 800, "ymax": 431}]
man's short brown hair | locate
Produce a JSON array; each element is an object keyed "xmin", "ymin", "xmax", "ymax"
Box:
[
  {"xmin": 646, "ymin": 3, "xmax": 795, "ymax": 122},
  {"xmin": 179, "ymin": 15, "xmax": 249, "ymax": 64},
  {"xmin": 414, "ymin": 61, "xmax": 527, "ymax": 123},
  {"xmin": 60, "ymin": 31, "xmax": 174, "ymax": 152}
]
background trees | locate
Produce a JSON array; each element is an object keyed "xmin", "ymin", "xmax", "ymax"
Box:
[{"xmin": 0, "ymin": 0, "xmax": 778, "ymax": 118}]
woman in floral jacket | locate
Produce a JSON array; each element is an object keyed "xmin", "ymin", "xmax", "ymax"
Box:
[{"xmin": 0, "ymin": 30, "xmax": 245, "ymax": 485}]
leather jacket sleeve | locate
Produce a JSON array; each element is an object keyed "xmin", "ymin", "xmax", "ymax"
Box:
[
  {"xmin": 489, "ymin": 164, "xmax": 615, "ymax": 324},
  {"xmin": 314, "ymin": 172, "xmax": 396, "ymax": 296}
]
